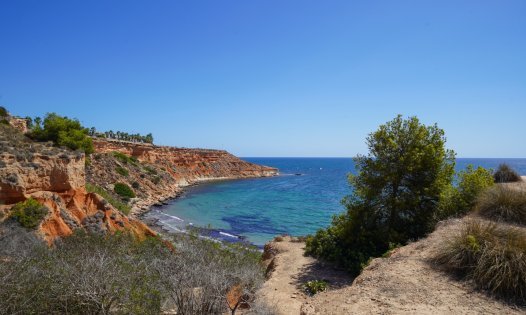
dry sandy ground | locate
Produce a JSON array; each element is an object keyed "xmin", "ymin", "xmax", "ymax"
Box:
[
  {"xmin": 257, "ymin": 236, "xmax": 352, "ymax": 315},
  {"xmin": 258, "ymin": 220, "xmax": 525, "ymax": 315}
]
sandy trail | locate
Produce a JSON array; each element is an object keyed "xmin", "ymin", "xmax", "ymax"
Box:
[
  {"xmin": 257, "ymin": 220, "xmax": 524, "ymax": 315},
  {"xmin": 257, "ymin": 236, "xmax": 351, "ymax": 315}
]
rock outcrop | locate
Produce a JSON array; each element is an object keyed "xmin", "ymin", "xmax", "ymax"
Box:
[{"xmin": 0, "ymin": 125, "xmax": 155, "ymax": 244}]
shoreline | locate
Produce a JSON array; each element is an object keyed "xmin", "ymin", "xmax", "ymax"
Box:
[
  {"xmin": 132, "ymin": 174, "xmax": 279, "ymax": 245},
  {"xmin": 130, "ymin": 173, "xmax": 279, "ymax": 218}
]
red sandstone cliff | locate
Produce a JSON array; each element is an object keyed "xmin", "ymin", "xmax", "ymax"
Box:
[
  {"xmin": 88, "ymin": 139, "xmax": 278, "ymax": 214},
  {"xmin": 0, "ymin": 125, "xmax": 155, "ymax": 244},
  {"xmin": 1, "ymin": 123, "xmax": 277, "ymax": 243}
]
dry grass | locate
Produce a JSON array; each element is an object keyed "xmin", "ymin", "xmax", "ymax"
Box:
[
  {"xmin": 475, "ymin": 185, "xmax": 526, "ymax": 225},
  {"xmin": 435, "ymin": 219, "xmax": 526, "ymax": 304}
]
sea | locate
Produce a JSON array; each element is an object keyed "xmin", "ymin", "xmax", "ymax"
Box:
[{"xmin": 144, "ymin": 158, "xmax": 526, "ymax": 246}]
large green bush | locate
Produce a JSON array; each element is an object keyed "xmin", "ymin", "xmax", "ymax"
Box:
[
  {"xmin": 114, "ymin": 182, "xmax": 136, "ymax": 199},
  {"xmin": 437, "ymin": 165, "xmax": 494, "ymax": 219},
  {"xmin": 9, "ymin": 198, "xmax": 49, "ymax": 229},
  {"xmin": 435, "ymin": 219, "xmax": 526, "ymax": 303},
  {"xmin": 306, "ymin": 115, "xmax": 455, "ymax": 275},
  {"xmin": 29, "ymin": 113, "xmax": 94, "ymax": 154}
]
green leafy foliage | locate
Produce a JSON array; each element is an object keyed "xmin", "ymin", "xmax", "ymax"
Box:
[
  {"xmin": 113, "ymin": 151, "xmax": 138, "ymax": 165},
  {"xmin": 114, "ymin": 182, "xmax": 136, "ymax": 199},
  {"xmin": 102, "ymin": 130, "xmax": 154, "ymax": 144},
  {"xmin": 304, "ymin": 280, "xmax": 328, "ymax": 295},
  {"xmin": 493, "ymin": 164, "xmax": 522, "ymax": 183},
  {"xmin": 475, "ymin": 185, "xmax": 526, "ymax": 225},
  {"xmin": 435, "ymin": 219, "xmax": 526, "ymax": 303},
  {"xmin": 9, "ymin": 198, "xmax": 49, "ymax": 229},
  {"xmin": 306, "ymin": 115, "xmax": 455, "ymax": 275},
  {"xmin": 143, "ymin": 165, "xmax": 158, "ymax": 175},
  {"xmin": 86, "ymin": 183, "xmax": 131, "ymax": 215},
  {"xmin": 0, "ymin": 106, "xmax": 8, "ymax": 117},
  {"xmin": 116, "ymin": 166, "xmax": 129, "ymax": 177},
  {"xmin": 437, "ymin": 165, "xmax": 494, "ymax": 219},
  {"xmin": 29, "ymin": 113, "xmax": 94, "ymax": 154}
]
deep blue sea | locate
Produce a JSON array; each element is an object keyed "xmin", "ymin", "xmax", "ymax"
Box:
[{"xmin": 146, "ymin": 158, "xmax": 526, "ymax": 246}]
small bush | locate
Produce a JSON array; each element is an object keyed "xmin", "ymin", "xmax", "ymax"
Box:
[
  {"xmin": 435, "ymin": 219, "xmax": 526, "ymax": 303},
  {"xmin": 438, "ymin": 165, "xmax": 494, "ymax": 219},
  {"xmin": 113, "ymin": 151, "xmax": 138, "ymax": 165},
  {"xmin": 304, "ymin": 280, "xmax": 328, "ymax": 295},
  {"xmin": 144, "ymin": 165, "xmax": 158, "ymax": 175},
  {"xmin": 152, "ymin": 176, "xmax": 161, "ymax": 185},
  {"xmin": 475, "ymin": 185, "xmax": 526, "ymax": 225},
  {"xmin": 494, "ymin": 164, "xmax": 522, "ymax": 183},
  {"xmin": 116, "ymin": 166, "xmax": 129, "ymax": 177},
  {"xmin": 0, "ymin": 106, "xmax": 8, "ymax": 117},
  {"xmin": 86, "ymin": 183, "xmax": 131, "ymax": 215},
  {"xmin": 114, "ymin": 182, "xmax": 136, "ymax": 199},
  {"xmin": 132, "ymin": 181, "xmax": 140, "ymax": 189},
  {"xmin": 9, "ymin": 198, "xmax": 49, "ymax": 229}
]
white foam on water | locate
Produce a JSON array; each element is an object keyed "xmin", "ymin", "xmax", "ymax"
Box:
[
  {"xmin": 160, "ymin": 213, "xmax": 184, "ymax": 222},
  {"xmin": 219, "ymin": 231, "xmax": 238, "ymax": 238}
]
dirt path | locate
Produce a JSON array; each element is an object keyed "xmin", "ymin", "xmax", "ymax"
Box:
[
  {"xmin": 257, "ymin": 236, "xmax": 352, "ymax": 315},
  {"xmin": 257, "ymin": 221, "xmax": 524, "ymax": 315}
]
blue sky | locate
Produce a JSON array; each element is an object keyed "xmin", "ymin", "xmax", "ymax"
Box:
[{"xmin": 1, "ymin": 1, "xmax": 525, "ymax": 157}]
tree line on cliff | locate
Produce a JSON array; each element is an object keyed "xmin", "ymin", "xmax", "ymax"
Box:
[{"xmin": 2, "ymin": 106, "xmax": 155, "ymax": 154}]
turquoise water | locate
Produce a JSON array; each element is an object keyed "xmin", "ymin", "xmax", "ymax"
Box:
[{"xmin": 146, "ymin": 158, "xmax": 526, "ymax": 246}]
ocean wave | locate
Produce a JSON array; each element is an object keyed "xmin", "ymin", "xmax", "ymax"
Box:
[{"xmin": 219, "ymin": 231, "xmax": 238, "ymax": 238}]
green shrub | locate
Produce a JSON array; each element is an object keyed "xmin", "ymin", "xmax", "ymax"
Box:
[
  {"xmin": 475, "ymin": 185, "xmax": 526, "ymax": 225},
  {"xmin": 435, "ymin": 219, "xmax": 526, "ymax": 303},
  {"xmin": 494, "ymin": 164, "xmax": 522, "ymax": 183},
  {"xmin": 116, "ymin": 166, "xmax": 129, "ymax": 177},
  {"xmin": 86, "ymin": 183, "xmax": 131, "ymax": 215},
  {"xmin": 144, "ymin": 165, "xmax": 158, "ymax": 175},
  {"xmin": 306, "ymin": 115, "xmax": 455, "ymax": 275},
  {"xmin": 304, "ymin": 280, "xmax": 328, "ymax": 295},
  {"xmin": 114, "ymin": 182, "xmax": 136, "ymax": 199},
  {"xmin": 152, "ymin": 175, "xmax": 161, "ymax": 185},
  {"xmin": 437, "ymin": 165, "xmax": 494, "ymax": 219},
  {"xmin": 28, "ymin": 113, "xmax": 94, "ymax": 154},
  {"xmin": 9, "ymin": 198, "xmax": 49, "ymax": 229},
  {"xmin": 0, "ymin": 106, "xmax": 8, "ymax": 117},
  {"xmin": 113, "ymin": 151, "xmax": 138, "ymax": 165},
  {"xmin": 132, "ymin": 181, "xmax": 140, "ymax": 189}
]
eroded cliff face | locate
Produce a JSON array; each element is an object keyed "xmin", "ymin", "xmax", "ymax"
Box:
[
  {"xmin": 1, "ymin": 124, "xmax": 277, "ymax": 244},
  {"xmin": 93, "ymin": 139, "xmax": 277, "ymax": 180},
  {"xmin": 0, "ymin": 125, "xmax": 155, "ymax": 244},
  {"xmin": 89, "ymin": 139, "xmax": 278, "ymax": 214}
]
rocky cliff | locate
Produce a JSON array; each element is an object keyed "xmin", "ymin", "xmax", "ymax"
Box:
[
  {"xmin": 89, "ymin": 138, "xmax": 278, "ymax": 214},
  {"xmin": 1, "ymin": 123, "xmax": 277, "ymax": 244},
  {"xmin": 0, "ymin": 125, "xmax": 155, "ymax": 244}
]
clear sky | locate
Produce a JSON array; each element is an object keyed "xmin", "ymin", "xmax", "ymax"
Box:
[{"xmin": 1, "ymin": 1, "xmax": 525, "ymax": 157}]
